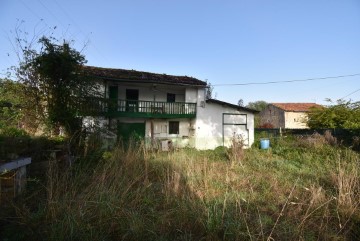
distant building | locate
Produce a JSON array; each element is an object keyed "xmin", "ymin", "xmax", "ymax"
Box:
[{"xmin": 259, "ymin": 103, "xmax": 322, "ymax": 129}]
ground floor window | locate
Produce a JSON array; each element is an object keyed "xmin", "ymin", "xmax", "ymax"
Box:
[{"xmin": 169, "ymin": 121, "xmax": 179, "ymax": 134}]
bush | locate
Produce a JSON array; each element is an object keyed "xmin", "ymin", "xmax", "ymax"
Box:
[
  {"xmin": 0, "ymin": 134, "xmax": 64, "ymax": 162},
  {"xmin": 295, "ymin": 131, "xmax": 338, "ymax": 150},
  {"xmin": 324, "ymin": 130, "xmax": 337, "ymax": 146},
  {"xmin": 0, "ymin": 127, "xmax": 29, "ymax": 138},
  {"xmin": 352, "ymin": 136, "xmax": 360, "ymax": 151}
]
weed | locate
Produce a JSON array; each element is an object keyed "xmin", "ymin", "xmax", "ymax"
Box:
[
  {"xmin": 226, "ymin": 133, "xmax": 245, "ymax": 167},
  {"xmin": 2, "ymin": 135, "xmax": 360, "ymax": 240},
  {"xmin": 324, "ymin": 130, "xmax": 338, "ymax": 146},
  {"xmin": 332, "ymin": 150, "xmax": 360, "ymax": 214}
]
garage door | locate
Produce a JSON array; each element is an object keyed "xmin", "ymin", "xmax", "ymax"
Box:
[{"xmin": 222, "ymin": 114, "xmax": 249, "ymax": 147}]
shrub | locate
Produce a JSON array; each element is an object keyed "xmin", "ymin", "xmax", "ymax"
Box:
[
  {"xmin": 296, "ymin": 131, "xmax": 338, "ymax": 149},
  {"xmin": 0, "ymin": 127, "xmax": 29, "ymax": 138},
  {"xmin": 324, "ymin": 130, "xmax": 337, "ymax": 146},
  {"xmin": 296, "ymin": 132, "xmax": 326, "ymax": 149},
  {"xmin": 352, "ymin": 136, "xmax": 360, "ymax": 151}
]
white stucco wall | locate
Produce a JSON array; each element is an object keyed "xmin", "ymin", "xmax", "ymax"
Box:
[
  {"xmin": 109, "ymin": 84, "xmax": 186, "ymax": 102},
  {"xmin": 284, "ymin": 112, "xmax": 309, "ymax": 129},
  {"xmin": 144, "ymin": 119, "xmax": 193, "ymax": 148},
  {"xmin": 197, "ymin": 88, "xmax": 206, "ymax": 104},
  {"xmin": 194, "ymin": 102, "xmax": 255, "ymax": 150},
  {"xmin": 185, "ymin": 88, "xmax": 197, "ymax": 103}
]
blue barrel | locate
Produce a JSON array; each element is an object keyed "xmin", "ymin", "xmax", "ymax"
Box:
[{"xmin": 260, "ymin": 139, "xmax": 270, "ymax": 149}]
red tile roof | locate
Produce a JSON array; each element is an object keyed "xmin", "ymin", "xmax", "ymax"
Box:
[
  {"xmin": 271, "ymin": 103, "xmax": 322, "ymax": 112},
  {"xmin": 83, "ymin": 66, "xmax": 207, "ymax": 86}
]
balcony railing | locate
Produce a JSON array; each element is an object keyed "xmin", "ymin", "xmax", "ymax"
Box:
[{"xmin": 82, "ymin": 98, "xmax": 197, "ymax": 118}]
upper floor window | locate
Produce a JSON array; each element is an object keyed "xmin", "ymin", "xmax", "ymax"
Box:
[{"xmin": 167, "ymin": 93, "xmax": 176, "ymax": 103}]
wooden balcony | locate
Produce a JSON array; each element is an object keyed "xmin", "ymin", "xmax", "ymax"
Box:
[{"xmin": 81, "ymin": 98, "xmax": 197, "ymax": 118}]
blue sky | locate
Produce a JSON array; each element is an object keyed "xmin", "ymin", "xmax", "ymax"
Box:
[{"xmin": 1, "ymin": 0, "xmax": 359, "ymax": 106}]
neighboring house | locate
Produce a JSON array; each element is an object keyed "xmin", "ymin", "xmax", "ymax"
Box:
[
  {"xmin": 259, "ymin": 103, "xmax": 322, "ymax": 129},
  {"xmin": 82, "ymin": 66, "xmax": 257, "ymax": 150}
]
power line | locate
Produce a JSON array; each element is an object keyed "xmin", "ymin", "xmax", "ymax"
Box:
[
  {"xmin": 52, "ymin": 0, "xmax": 87, "ymax": 37},
  {"xmin": 51, "ymin": 0, "xmax": 111, "ymax": 64},
  {"xmin": 19, "ymin": 0, "xmax": 47, "ymax": 24},
  {"xmin": 340, "ymin": 88, "xmax": 360, "ymax": 100},
  {"xmin": 212, "ymin": 73, "xmax": 360, "ymax": 86},
  {"xmin": 19, "ymin": 0, "xmax": 110, "ymax": 65},
  {"xmin": 37, "ymin": 0, "xmax": 65, "ymax": 29}
]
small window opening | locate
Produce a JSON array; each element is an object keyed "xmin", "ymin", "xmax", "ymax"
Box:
[{"xmin": 169, "ymin": 121, "xmax": 179, "ymax": 134}]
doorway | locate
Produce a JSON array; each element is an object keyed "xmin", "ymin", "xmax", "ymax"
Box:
[
  {"xmin": 117, "ymin": 122, "xmax": 145, "ymax": 142},
  {"xmin": 126, "ymin": 89, "xmax": 139, "ymax": 112}
]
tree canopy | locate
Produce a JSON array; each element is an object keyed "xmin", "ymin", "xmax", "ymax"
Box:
[
  {"xmin": 16, "ymin": 36, "xmax": 99, "ymax": 136},
  {"xmin": 205, "ymin": 81, "xmax": 214, "ymax": 100},
  {"xmin": 246, "ymin": 100, "xmax": 268, "ymax": 111},
  {"xmin": 237, "ymin": 99, "xmax": 244, "ymax": 107},
  {"xmin": 307, "ymin": 100, "xmax": 360, "ymax": 129}
]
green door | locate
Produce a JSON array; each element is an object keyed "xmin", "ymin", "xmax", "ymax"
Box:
[{"xmin": 117, "ymin": 122, "xmax": 145, "ymax": 142}]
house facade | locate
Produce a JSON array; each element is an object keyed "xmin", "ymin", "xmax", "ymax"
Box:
[
  {"xmin": 82, "ymin": 66, "xmax": 257, "ymax": 150},
  {"xmin": 259, "ymin": 103, "xmax": 321, "ymax": 129}
]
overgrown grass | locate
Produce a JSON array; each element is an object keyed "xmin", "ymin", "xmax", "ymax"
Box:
[{"xmin": 1, "ymin": 133, "xmax": 360, "ymax": 240}]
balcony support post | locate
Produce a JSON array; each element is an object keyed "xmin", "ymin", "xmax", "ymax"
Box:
[{"xmin": 150, "ymin": 119, "xmax": 155, "ymax": 146}]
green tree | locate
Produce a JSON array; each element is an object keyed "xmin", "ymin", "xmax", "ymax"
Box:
[
  {"xmin": 0, "ymin": 79, "xmax": 39, "ymax": 136},
  {"xmin": 205, "ymin": 81, "xmax": 214, "ymax": 100},
  {"xmin": 246, "ymin": 100, "xmax": 268, "ymax": 128},
  {"xmin": 0, "ymin": 79, "xmax": 23, "ymax": 129},
  {"xmin": 16, "ymin": 36, "xmax": 99, "ymax": 136},
  {"xmin": 246, "ymin": 100, "xmax": 268, "ymax": 111},
  {"xmin": 307, "ymin": 99, "xmax": 360, "ymax": 129}
]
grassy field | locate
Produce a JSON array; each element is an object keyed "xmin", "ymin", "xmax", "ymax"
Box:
[{"xmin": 1, "ymin": 132, "xmax": 360, "ymax": 240}]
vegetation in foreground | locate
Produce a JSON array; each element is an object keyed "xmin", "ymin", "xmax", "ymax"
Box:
[{"xmin": 1, "ymin": 133, "xmax": 360, "ymax": 241}]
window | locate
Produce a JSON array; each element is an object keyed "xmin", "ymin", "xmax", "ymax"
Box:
[
  {"xmin": 169, "ymin": 121, "xmax": 179, "ymax": 134},
  {"xmin": 167, "ymin": 93, "xmax": 176, "ymax": 103}
]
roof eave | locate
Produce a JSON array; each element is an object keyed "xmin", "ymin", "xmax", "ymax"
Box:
[
  {"xmin": 86, "ymin": 75, "xmax": 207, "ymax": 87},
  {"xmin": 206, "ymin": 99, "xmax": 259, "ymax": 113}
]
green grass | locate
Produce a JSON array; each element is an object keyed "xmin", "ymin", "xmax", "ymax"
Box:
[{"xmin": 1, "ymin": 133, "xmax": 360, "ymax": 240}]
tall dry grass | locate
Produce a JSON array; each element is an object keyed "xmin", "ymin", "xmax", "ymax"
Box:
[
  {"xmin": 17, "ymin": 139, "xmax": 206, "ymax": 240},
  {"xmin": 3, "ymin": 132, "xmax": 360, "ymax": 240},
  {"xmin": 226, "ymin": 133, "xmax": 245, "ymax": 168}
]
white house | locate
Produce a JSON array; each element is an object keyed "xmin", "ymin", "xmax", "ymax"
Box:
[{"xmin": 82, "ymin": 66, "xmax": 257, "ymax": 150}]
